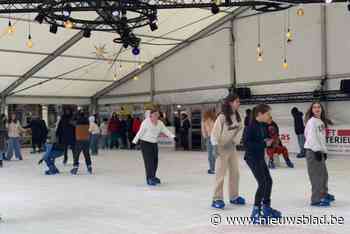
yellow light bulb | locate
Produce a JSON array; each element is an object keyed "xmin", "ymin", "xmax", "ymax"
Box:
[
  {"xmin": 113, "ymin": 74, "xmax": 118, "ymax": 81},
  {"xmin": 64, "ymin": 20, "xmax": 73, "ymax": 29},
  {"xmin": 297, "ymin": 8, "xmax": 304, "ymax": 17},
  {"xmin": 257, "ymin": 55, "xmax": 263, "ymax": 62},
  {"xmin": 257, "ymin": 46, "xmax": 262, "ymax": 54},
  {"xmin": 138, "ymin": 64, "xmax": 143, "ymax": 69},
  {"xmin": 26, "ymin": 39, "xmax": 33, "ymax": 48},
  {"xmin": 7, "ymin": 25, "xmax": 15, "ymax": 34},
  {"xmin": 283, "ymin": 60, "xmax": 289, "ymax": 70},
  {"xmin": 286, "ymin": 30, "xmax": 292, "ymax": 40},
  {"xmin": 133, "ymin": 76, "xmax": 139, "ymax": 81}
]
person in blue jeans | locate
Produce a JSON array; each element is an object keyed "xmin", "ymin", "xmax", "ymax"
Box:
[
  {"xmin": 6, "ymin": 113, "xmax": 24, "ymax": 161},
  {"xmin": 0, "ymin": 114, "xmax": 7, "ymax": 167},
  {"xmin": 202, "ymin": 110, "xmax": 216, "ymax": 174},
  {"xmin": 38, "ymin": 143, "xmax": 64, "ymax": 175}
]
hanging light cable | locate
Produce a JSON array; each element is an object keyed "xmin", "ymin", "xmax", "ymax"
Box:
[
  {"xmin": 26, "ymin": 14, "xmax": 33, "ymax": 48},
  {"xmin": 286, "ymin": 9, "xmax": 292, "ymax": 43},
  {"xmin": 283, "ymin": 11, "xmax": 288, "ymax": 70},
  {"xmin": 7, "ymin": 12, "xmax": 15, "ymax": 34},
  {"xmin": 257, "ymin": 15, "xmax": 263, "ymax": 62}
]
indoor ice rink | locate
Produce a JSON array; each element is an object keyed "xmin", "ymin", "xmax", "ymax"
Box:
[{"xmin": 0, "ymin": 0, "xmax": 349, "ymax": 234}]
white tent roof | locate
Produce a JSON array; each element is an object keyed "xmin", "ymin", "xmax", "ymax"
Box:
[{"xmin": 0, "ymin": 6, "xmax": 236, "ymax": 98}]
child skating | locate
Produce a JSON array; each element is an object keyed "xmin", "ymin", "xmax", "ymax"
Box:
[
  {"xmin": 304, "ymin": 101, "xmax": 335, "ymax": 207},
  {"xmin": 244, "ymin": 104, "xmax": 282, "ymax": 223}
]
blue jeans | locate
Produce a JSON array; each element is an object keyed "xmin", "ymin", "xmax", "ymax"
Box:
[
  {"xmin": 100, "ymin": 135, "xmax": 109, "ymax": 149},
  {"xmin": 43, "ymin": 144, "xmax": 64, "ymax": 172},
  {"xmin": 7, "ymin": 137, "xmax": 22, "ymax": 160},
  {"xmin": 90, "ymin": 134, "xmax": 99, "ymax": 155},
  {"xmin": 297, "ymin": 134, "xmax": 306, "ymax": 156},
  {"xmin": 207, "ymin": 138, "xmax": 216, "ymax": 172}
]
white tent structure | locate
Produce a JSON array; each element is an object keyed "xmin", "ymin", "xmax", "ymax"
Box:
[
  {"xmin": 0, "ymin": 6, "xmax": 238, "ymax": 106},
  {"xmin": 95, "ymin": 4, "xmax": 350, "ymax": 125},
  {"xmin": 1, "ymin": 3, "xmax": 350, "ymax": 148}
]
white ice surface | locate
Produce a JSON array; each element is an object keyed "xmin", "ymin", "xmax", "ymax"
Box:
[{"xmin": 0, "ymin": 149, "xmax": 349, "ymax": 234}]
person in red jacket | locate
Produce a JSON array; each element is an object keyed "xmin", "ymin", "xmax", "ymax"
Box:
[
  {"xmin": 108, "ymin": 112, "xmax": 121, "ymax": 149},
  {"xmin": 266, "ymin": 116, "xmax": 294, "ymax": 169},
  {"xmin": 132, "ymin": 117, "xmax": 141, "ymax": 149}
]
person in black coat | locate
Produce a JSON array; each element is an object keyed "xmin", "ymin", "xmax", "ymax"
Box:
[
  {"xmin": 291, "ymin": 107, "xmax": 306, "ymax": 158},
  {"xmin": 180, "ymin": 113, "xmax": 191, "ymax": 151},
  {"xmin": 24, "ymin": 115, "xmax": 47, "ymax": 154},
  {"xmin": 244, "ymin": 104, "xmax": 282, "ymax": 223},
  {"xmin": 56, "ymin": 108, "xmax": 76, "ymax": 165}
]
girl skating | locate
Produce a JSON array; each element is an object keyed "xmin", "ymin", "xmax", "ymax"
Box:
[
  {"xmin": 211, "ymin": 93, "xmax": 245, "ymax": 209},
  {"xmin": 304, "ymin": 101, "xmax": 335, "ymax": 207}
]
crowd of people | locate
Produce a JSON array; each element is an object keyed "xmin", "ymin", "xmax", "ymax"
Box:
[
  {"xmin": 199, "ymin": 93, "xmax": 333, "ymax": 224},
  {"xmin": 0, "ymin": 95, "xmax": 334, "ymax": 224}
]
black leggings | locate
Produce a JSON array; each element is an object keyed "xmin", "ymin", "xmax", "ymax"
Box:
[
  {"xmin": 245, "ymin": 157, "xmax": 273, "ymax": 207},
  {"xmin": 73, "ymin": 141, "xmax": 92, "ymax": 168},
  {"xmin": 140, "ymin": 140, "xmax": 159, "ymax": 180}
]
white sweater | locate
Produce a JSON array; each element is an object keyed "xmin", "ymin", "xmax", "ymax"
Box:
[
  {"xmin": 304, "ymin": 117, "xmax": 328, "ymax": 153},
  {"xmin": 132, "ymin": 118, "xmax": 175, "ymax": 144},
  {"xmin": 89, "ymin": 122, "xmax": 100, "ymax": 135}
]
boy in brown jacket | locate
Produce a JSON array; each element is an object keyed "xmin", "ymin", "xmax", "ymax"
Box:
[{"xmin": 71, "ymin": 111, "xmax": 92, "ymax": 175}]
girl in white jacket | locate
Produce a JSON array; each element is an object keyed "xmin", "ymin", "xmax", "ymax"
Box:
[{"xmin": 304, "ymin": 101, "xmax": 335, "ymax": 207}]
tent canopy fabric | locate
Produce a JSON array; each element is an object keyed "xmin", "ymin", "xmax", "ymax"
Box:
[{"xmin": 0, "ymin": 7, "xmax": 235, "ymax": 98}]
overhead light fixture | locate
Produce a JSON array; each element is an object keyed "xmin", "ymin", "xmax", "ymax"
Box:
[
  {"xmin": 283, "ymin": 59, "xmax": 288, "ymax": 70},
  {"xmin": 138, "ymin": 63, "xmax": 143, "ymax": 69},
  {"xmin": 286, "ymin": 28, "xmax": 292, "ymax": 42},
  {"xmin": 132, "ymin": 47, "xmax": 140, "ymax": 56},
  {"xmin": 64, "ymin": 20, "xmax": 73, "ymax": 29},
  {"xmin": 26, "ymin": 34, "xmax": 33, "ymax": 48},
  {"xmin": 112, "ymin": 10, "xmax": 120, "ymax": 17},
  {"xmin": 297, "ymin": 7, "xmax": 304, "ymax": 16},
  {"xmin": 49, "ymin": 24, "xmax": 58, "ymax": 34},
  {"xmin": 325, "ymin": 0, "xmax": 333, "ymax": 3},
  {"xmin": 62, "ymin": 4, "xmax": 72, "ymax": 17},
  {"xmin": 149, "ymin": 14, "xmax": 158, "ymax": 31},
  {"xmin": 7, "ymin": 20, "xmax": 15, "ymax": 34},
  {"xmin": 83, "ymin": 28, "xmax": 91, "ymax": 38},
  {"xmin": 34, "ymin": 13, "xmax": 45, "ymax": 24},
  {"xmin": 133, "ymin": 76, "xmax": 139, "ymax": 81},
  {"xmin": 211, "ymin": 3, "xmax": 220, "ymax": 14}
]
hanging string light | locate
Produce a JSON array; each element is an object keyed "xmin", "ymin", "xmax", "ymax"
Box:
[
  {"xmin": 297, "ymin": 6, "xmax": 305, "ymax": 17},
  {"xmin": 26, "ymin": 14, "xmax": 33, "ymax": 48},
  {"xmin": 133, "ymin": 76, "xmax": 139, "ymax": 81},
  {"xmin": 286, "ymin": 9, "xmax": 292, "ymax": 43},
  {"xmin": 257, "ymin": 15, "xmax": 263, "ymax": 62},
  {"xmin": 7, "ymin": 13, "xmax": 15, "ymax": 35},
  {"xmin": 283, "ymin": 11, "xmax": 288, "ymax": 70}
]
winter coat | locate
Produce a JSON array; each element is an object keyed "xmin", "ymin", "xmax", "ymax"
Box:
[
  {"xmin": 0, "ymin": 117, "xmax": 7, "ymax": 151},
  {"xmin": 244, "ymin": 119, "xmax": 268, "ymax": 161},
  {"xmin": 132, "ymin": 119, "xmax": 141, "ymax": 135},
  {"xmin": 291, "ymin": 108, "xmax": 305, "ymax": 135},
  {"xmin": 24, "ymin": 119, "xmax": 48, "ymax": 144},
  {"xmin": 56, "ymin": 114, "xmax": 76, "ymax": 145},
  {"xmin": 108, "ymin": 118, "xmax": 121, "ymax": 134}
]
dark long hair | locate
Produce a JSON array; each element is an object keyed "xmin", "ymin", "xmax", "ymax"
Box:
[
  {"xmin": 251, "ymin": 104, "xmax": 271, "ymax": 122},
  {"xmin": 221, "ymin": 93, "xmax": 241, "ymax": 126},
  {"xmin": 304, "ymin": 101, "xmax": 330, "ymax": 127}
]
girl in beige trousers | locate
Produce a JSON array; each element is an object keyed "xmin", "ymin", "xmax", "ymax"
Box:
[{"xmin": 211, "ymin": 93, "xmax": 245, "ymax": 209}]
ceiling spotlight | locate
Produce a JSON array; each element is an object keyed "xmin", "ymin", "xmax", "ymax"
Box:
[
  {"xmin": 34, "ymin": 13, "xmax": 45, "ymax": 24},
  {"xmin": 49, "ymin": 24, "xmax": 58, "ymax": 34},
  {"xmin": 83, "ymin": 28, "xmax": 91, "ymax": 38},
  {"xmin": 112, "ymin": 10, "xmax": 120, "ymax": 17},
  {"xmin": 62, "ymin": 4, "xmax": 72, "ymax": 17},
  {"xmin": 132, "ymin": 47, "xmax": 140, "ymax": 56},
  {"xmin": 150, "ymin": 22, "xmax": 158, "ymax": 31},
  {"xmin": 211, "ymin": 4, "xmax": 220, "ymax": 14}
]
